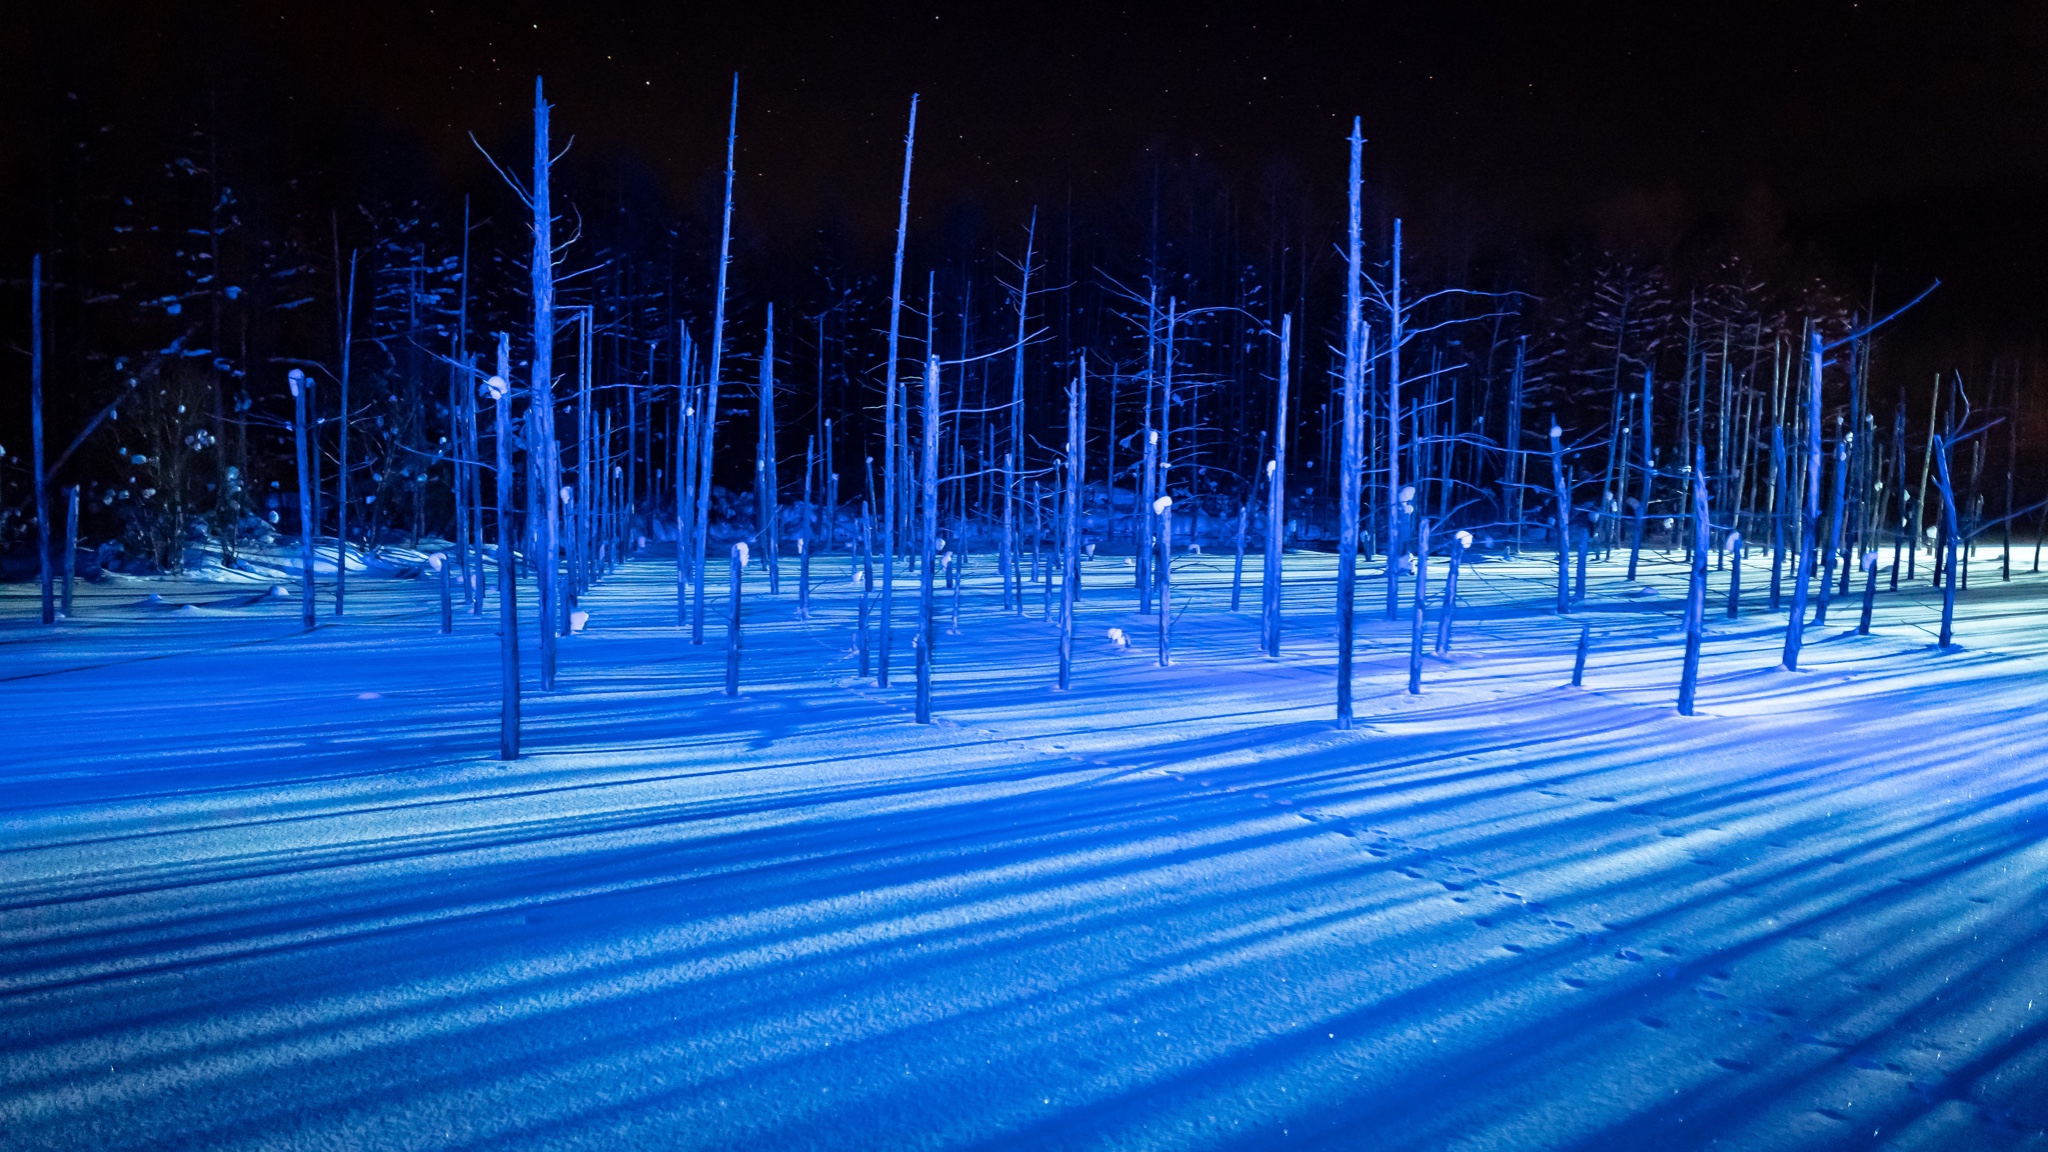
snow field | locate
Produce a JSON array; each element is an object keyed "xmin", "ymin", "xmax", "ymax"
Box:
[{"xmin": 1, "ymin": 544, "xmax": 2044, "ymax": 1149}]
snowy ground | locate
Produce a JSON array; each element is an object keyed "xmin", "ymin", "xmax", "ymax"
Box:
[{"xmin": 2, "ymin": 541, "xmax": 2045, "ymax": 1150}]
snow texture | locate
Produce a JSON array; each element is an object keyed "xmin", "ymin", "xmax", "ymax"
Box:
[{"xmin": 2, "ymin": 544, "xmax": 2045, "ymax": 1149}]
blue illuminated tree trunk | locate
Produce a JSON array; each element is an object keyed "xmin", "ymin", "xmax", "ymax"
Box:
[
  {"xmin": 30, "ymin": 255, "xmax": 51, "ymax": 624},
  {"xmin": 1931, "ymin": 434, "xmax": 1960, "ymax": 648},
  {"xmin": 437, "ymin": 553, "xmax": 453, "ymax": 634},
  {"xmin": 1231, "ymin": 500, "xmax": 1247, "ymax": 611},
  {"xmin": 289, "ymin": 369, "xmax": 317, "ymax": 629},
  {"xmin": 1057, "ymin": 366, "xmax": 1085, "ymax": 689},
  {"xmin": 916, "ymin": 356, "xmax": 939, "ymax": 723},
  {"xmin": 1408, "ymin": 518, "xmax": 1431, "ymax": 695},
  {"xmin": 61, "ymin": 485, "xmax": 77, "ymax": 618},
  {"xmin": 1627, "ymin": 367, "xmax": 1652, "ymax": 581},
  {"xmin": 1768, "ymin": 424, "xmax": 1787, "ymax": 610},
  {"xmin": 1139, "ymin": 426, "xmax": 1157, "ymax": 614},
  {"xmin": 1782, "ymin": 330, "xmax": 1824, "ymax": 671},
  {"xmin": 334, "ymin": 249, "xmax": 356, "ymax": 618},
  {"xmin": 1858, "ymin": 552, "xmax": 1879, "ymax": 634},
  {"xmin": 858, "ymin": 500, "xmax": 874, "ymax": 678},
  {"xmin": 1549, "ymin": 420, "xmax": 1570, "ymax": 614},
  {"xmin": 1815, "ymin": 428, "xmax": 1848, "ymax": 625},
  {"xmin": 1156, "ymin": 495, "xmax": 1174, "ymax": 667},
  {"xmin": 1678, "ymin": 446, "xmax": 1709, "ymax": 715},
  {"xmin": 1725, "ymin": 532, "xmax": 1743, "ymax": 618},
  {"xmin": 490, "ymin": 352, "xmax": 519, "ymax": 761},
  {"xmin": 725, "ymin": 543, "xmax": 746, "ymax": 695},
  {"xmin": 758, "ymin": 307, "xmax": 781, "ymax": 595},
  {"xmin": 693, "ymin": 79, "xmax": 739, "ymax": 646},
  {"xmin": 1264, "ymin": 315, "xmax": 1291, "ymax": 655},
  {"xmin": 1335, "ymin": 118, "xmax": 1365, "ymax": 727},
  {"xmin": 529, "ymin": 77, "xmax": 561, "ymax": 691},
  {"xmin": 799, "ymin": 434, "xmax": 814, "ymax": 618},
  {"xmin": 880, "ymin": 94, "xmax": 919, "ymax": 688},
  {"xmin": 1435, "ymin": 530, "xmax": 1467, "ymax": 655}
]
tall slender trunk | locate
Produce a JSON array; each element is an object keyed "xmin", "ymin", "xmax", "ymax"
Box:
[
  {"xmin": 916, "ymin": 355, "xmax": 940, "ymax": 721},
  {"xmin": 1782, "ymin": 328, "xmax": 1824, "ymax": 670},
  {"xmin": 1549, "ymin": 420, "xmax": 1571, "ymax": 614},
  {"xmin": 758, "ymin": 306, "xmax": 780, "ymax": 593},
  {"xmin": 692, "ymin": 78, "xmax": 740, "ymax": 644},
  {"xmin": 30, "ymin": 255, "xmax": 51, "ymax": 623},
  {"xmin": 529, "ymin": 78, "xmax": 561, "ymax": 689},
  {"xmin": 1264, "ymin": 315, "xmax": 1292, "ymax": 654},
  {"xmin": 490, "ymin": 357, "xmax": 519, "ymax": 759},
  {"xmin": 1628, "ymin": 367, "xmax": 1653, "ymax": 579},
  {"xmin": 333, "ymin": 244, "xmax": 358, "ymax": 616},
  {"xmin": 1057, "ymin": 362, "xmax": 1086, "ymax": 688},
  {"xmin": 289, "ymin": 370, "xmax": 316, "ymax": 627},
  {"xmin": 1384, "ymin": 219, "xmax": 1405, "ymax": 620},
  {"xmin": 1156, "ymin": 495, "xmax": 1174, "ymax": 667},
  {"xmin": 880, "ymin": 94, "xmax": 919, "ymax": 687},
  {"xmin": 1335, "ymin": 118, "xmax": 1364, "ymax": 726},
  {"xmin": 1679, "ymin": 446, "xmax": 1710, "ymax": 715},
  {"xmin": 1007, "ymin": 210, "xmax": 1034, "ymax": 612},
  {"xmin": 1932, "ymin": 435, "xmax": 1960, "ymax": 648}
]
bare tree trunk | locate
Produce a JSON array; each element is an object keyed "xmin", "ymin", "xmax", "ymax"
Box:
[
  {"xmin": 1782, "ymin": 329, "xmax": 1824, "ymax": 671},
  {"xmin": 758, "ymin": 306, "xmax": 780, "ymax": 594},
  {"xmin": 1156, "ymin": 495, "xmax": 1174, "ymax": 666},
  {"xmin": 880, "ymin": 94, "xmax": 919, "ymax": 688},
  {"xmin": 289, "ymin": 370, "xmax": 317, "ymax": 629},
  {"xmin": 1815, "ymin": 426, "xmax": 1848, "ymax": 624},
  {"xmin": 1679, "ymin": 446, "xmax": 1710, "ymax": 715},
  {"xmin": 490, "ymin": 358, "xmax": 519, "ymax": 760},
  {"xmin": 1627, "ymin": 367, "xmax": 1652, "ymax": 580},
  {"xmin": 30, "ymin": 255, "xmax": 51, "ymax": 624},
  {"xmin": 334, "ymin": 248, "xmax": 357, "ymax": 616},
  {"xmin": 692, "ymin": 80, "xmax": 740, "ymax": 645},
  {"xmin": 1408, "ymin": 518, "xmax": 1430, "ymax": 694},
  {"xmin": 1336, "ymin": 118, "xmax": 1365, "ymax": 727},
  {"xmin": 1264, "ymin": 315, "xmax": 1292, "ymax": 654},
  {"xmin": 1057, "ymin": 364, "xmax": 1085, "ymax": 689},
  {"xmin": 61, "ymin": 485, "xmax": 78, "ymax": 618},
  {"xmin": 1932, "ymin": 435, "xmax": 1960, "ymax": 648},
  {"xmin": 529, "ymin": 77, "xmax": 561, "ymax": 690},
  {"xmin": 1549, "ymin": 419, "xmax": 1571, "ymax": 614},
  {"xmin": 858, "ymin": 501, "xmax": 874, "ymax": 678},
  {"xmin": 1385, "ymin": 220, "xmax": 1405, "ymax": 621},
  {"xmin": 916, "ymin": 355, "xmax": 940, "ymax": 721},
  {"xmin": 726, "ymin": 543, "xmax": 746, "ymax": 695}
]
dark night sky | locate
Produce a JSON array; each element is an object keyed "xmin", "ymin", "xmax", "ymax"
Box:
[{"xmin": 7, "ymin": 2, "xmax": 2048, "ymax": 355}]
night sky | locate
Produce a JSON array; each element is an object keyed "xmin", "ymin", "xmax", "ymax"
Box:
[{"xmin": 7, "ymin": 3, "xmax": 2048, "ymax": 368}]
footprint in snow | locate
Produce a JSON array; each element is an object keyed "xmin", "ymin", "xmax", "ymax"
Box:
[
  {"xmin": 1562, "ymin": 977, "xmax": 1589, "ymax": 989},
  {"xmin": 1638, "ymin": 1015, "xmax": 1668, "ymax": 1029},
  {"xmin": 1617, "ymin": 949, "xmax": 1643, "ymax": 962},
  {"xmin": 1712, "ymin": 1057, "xmax": 1754, "ymax": 1072},
  {"xmin": 1501, "ymin": 943, "xmax": 1527, "ymax": 954}
]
